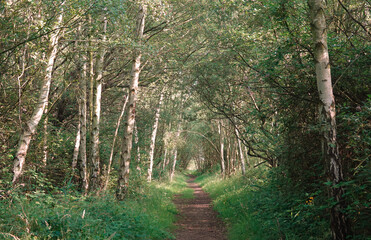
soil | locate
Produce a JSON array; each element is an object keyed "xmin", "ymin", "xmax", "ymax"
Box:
[{"xmin": 172, "ymin": 175, "xmax": 227, "ymax": 240}]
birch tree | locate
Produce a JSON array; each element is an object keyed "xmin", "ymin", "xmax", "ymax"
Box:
[
  {"xmin": 79, "ymin": 54, "xmax": 89, "ymax": 193},
  {"xmin": 103, "ymin": 94, "xmax": 128, "ymax": 190},
  {"xmin": 147, "ymin": 92, "xmax": 164, "ymax": 182},
  {"xmin": 12, "ymin": 10, "xmax": 64, "ymax": 183},
  {"xmin": 308, "ymin": 0, "xmax": 350, "ymax": 238},
  {"xmin": 170, "ymin": 125, "xmax": 181, "ymax": 182},
  {"xmin": 116, "ymin": 4, "xmax": 147, "ymax": 200},
  {"xmin": 89, "ymin": 14, "xmax": 107, "ymax": 190},
  {"xmin": 235, "ymin": 127, "xmax": 246, "ymax": 175},
  {"xmin": 218, "ymin": 120, "xmax": 226, "ymax": 177}
]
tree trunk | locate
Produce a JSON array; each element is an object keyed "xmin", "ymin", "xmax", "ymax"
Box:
[
  {"xmin": 116, "ymin": 4, "xmax": 147, "ymax": 200},
  {"xmin": 42, "ymin": 103, "xmax": 49, "ymax": 166},
  {"xmin": 170, "ymin": 126, "xmax": 181, "ymax": 182},
  {"xmin": 72, "ymin": 103, "xmax": 81, "ymax": 170},
  {"xmin": 235, "ymin": 128, "xmax": 246, "ymax": 175},
  {"xmin": 12, "ymin": 11, "xmax": 63, "ymax": 183},
  {"xmin": 218, "ymin": 120, "xmax": 226, "ymax": 178},
  {"xmin": 169, "ymin": 149, "xmax": 177, "ymax": 182},
  {"xmin": 89, "ymin": 15, "xmax": 94, "ymax": 131},
  {"xmin": 308, "ymin": 0, "xmax": 350, "ymax": 239},
  {"xmin": 103, "ymin": 94, "xmax": 128, "ymax": 190},
  {"xmin": 162, "ymin": 147, "xmax": 168, "ymax": 172},
  {"xmin": 134, "ymin": 124, "xmax": 141, "ymax": 162},
  {"xmin": 79, "ymin": 54, "xmax": 89, "ymax": 194},
  {"xmin": 147, "ymin": 92, "xmax": 164, "ymax": 182},
  {"xmin": 89, "ymin": 15, "xmax": 107, "ymax": 191},
  {"xmin": 226, "ymin": 138, "xmax": 231, "ymax": 176}
]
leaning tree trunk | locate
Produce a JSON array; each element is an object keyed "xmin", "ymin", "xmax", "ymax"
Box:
[
  {"xmin": 103, "ymin": 94, "xmax": 128, "ymax": 190},
  {"xmin": 12, "ymin": 11, "xmax": 63, "ymax": 183},
  {"xmin": 89, "ymin": 15, "xmax": 107, "ymax": 191},
  {"xmin": 147, "ymin": 92, "xmax": 164, "ymax": 182},
  {"xmin": 116, "ymin": 4, "xmax": 147, "ymax": 200},
  {"xmin": 308, "ymin": 0, "xmax": 350, "ymax": 239}
]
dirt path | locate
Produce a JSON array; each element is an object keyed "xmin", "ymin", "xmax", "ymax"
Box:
[{"xmin": 173, "ymin": 175, "xmax": 227, "ymax": 240}]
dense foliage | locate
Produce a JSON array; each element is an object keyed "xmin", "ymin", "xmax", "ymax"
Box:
[{"xmin": 0, "ymin": 0, "xmax": 369, "ymax": 239}]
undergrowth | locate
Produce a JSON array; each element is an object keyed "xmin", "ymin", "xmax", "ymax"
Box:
[{"xmin": 0, "ymin": 173, "xmax": 191, "ymax": 240}]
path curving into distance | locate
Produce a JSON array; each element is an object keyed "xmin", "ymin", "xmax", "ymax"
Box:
[{"xmin": 173, "ymin": 175, "xmax": 227, "ymax": 240}]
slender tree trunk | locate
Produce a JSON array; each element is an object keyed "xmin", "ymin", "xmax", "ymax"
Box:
[
  {"xmin": 42, "ymin": 103, "xmax": 49, "ymax": 166},
  {"xmin": 116, "ymin": 4, "xmax": 147, "ymax": 200},
  {"xmin": 72, "ymin": 23, "xmax": 83, "ymax": 171},
  {"xmin": 89, "ymin": 15, "xmax": 94, "ymax": 130},
  {"xmin": 162, "ymin": 147, "xmax": 168, "ymax": 172},
  {"xmin": 72, "ymin": 102, "xmax": 81, "ymax": 169},
  {"xmin": 12, "ymin": 11, "xmax": 63, "ymax": 183},
  {"xmin": 218, "ymin": 120, "xmax": 226, "ymax": 178},
  {"xmin": 235, "ymin": 128, "xmax": 246, "ymax": 175},
  {"xmin": 226, "ymin": 138, "xmax": 231, "ymax": 176},
  {"xmin": 147, "ymin": 92, "xmax": 164, "ymax": 182},
  {"xmin": 170, "ymin": 126, "xmax": 181, "ymax": 182},
  {"xmin": 103, "ymin": 94, "xmax": 128, "ymax": 190},
  {"xmin": 89, "ymin": 15, "xmax": 107, "ymax": 190},
  {"xmin": 308, "ymin": 1, "xmax": 350, "ymax": 239},
  {"xmin": 244, "ymin": 146, "xmax": 251, "ymax": 168},
  {"xmin": 80, "ymin": 54, "xmax": 88, "ymax": 193},
  {"xmin": 134, "ymin": 124, "xmax": 141, "ymax": 163}
]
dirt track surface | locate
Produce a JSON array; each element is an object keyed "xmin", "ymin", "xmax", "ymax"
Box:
[{"xmin": 173, "ymin": 175, "xmax": 227, "ymax": 240}]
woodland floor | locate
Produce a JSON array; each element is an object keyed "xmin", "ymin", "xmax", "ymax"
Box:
[{"xmin": 172, "ymin": 175, "xmax": 227, "ymax": 240}]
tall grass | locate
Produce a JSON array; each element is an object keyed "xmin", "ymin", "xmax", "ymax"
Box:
[
  {"xmin": 196, "ymin": 168, "xmax": 331, "ymax": 240},
  {"xmin": 0, "ymin": 173, "xmax": 191, "ymax": 240}
]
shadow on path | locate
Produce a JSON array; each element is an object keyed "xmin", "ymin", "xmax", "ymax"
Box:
[{"xmin": 173, "ymin": 175, "xmax": 227, "ymax": 240}]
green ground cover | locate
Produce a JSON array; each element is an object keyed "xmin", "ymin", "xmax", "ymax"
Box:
[
  {"xmin": 195, "ymin": 169, "xmax": 331, "ymax": 240},
  {"xmin": 0, "ymin": 173, "xmax": 191, "ymax": 240}
]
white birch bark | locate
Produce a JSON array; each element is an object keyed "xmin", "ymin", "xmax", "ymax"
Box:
[
  {"xmin": 218, "ymin": 120, "xmax": 226, "ymax": 177},
  {"xmin": 170, "ymin": 126, "xmax": 181, "ymax": 182},
  {"xmin": 116, "ymin": 4, "xmax": 147, "ymax": 200},
  {"xmin": 42, "ymin": 103, "xmax": 49, "ymax": 166},
  {"xmin": 147, "ymin": 92, "xmax": 164, "ymax": 182},
  {"xmin": 161, "ymin": 147, "xmax": 168, "ymax": 173},
  {"xmin": 71, "ymin": 103, "xmax": 81, "ymax": 169},
  {"xmin": 235, "ymin": 127, "xmax": 246, "ymax": 175},
  {"xmin": 103, "ymin": 94, "xmax": 128, "ymax": 190},
  {"xmin": 309, "ymin": 0, "xmax": 349, "ymax": 238},
  {"xmin": 12, "ymin": 11, "xmax": 63, "ymax": 183},
  {"xmin": 80, "ymin": 55, "xmax": 88, "ymax": 193},
  {"xmin": 89, "ymin": 15, "xmax": 94, "ymax": 129},
  {"xmin": 89, "ymin": 15, "xmax": 107, "ymax": 190},
  {"xmin": 134, "ymin": 124, "xmax": 141, "ymax": 163}
]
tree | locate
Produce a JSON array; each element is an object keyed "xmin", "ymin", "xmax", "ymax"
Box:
[
  {"xmin": 116, "ymin": 3, "xmax": 147, "ymax": 200},
  {"xmin": 308, "ymin": 0, "xmax": 350, "ymax": 238},
  {"xmin": 89, "ymin": 13, "xmax": 108, "ymax": 191},
  {"xmin": 103, "ymin": 93, "xmax": 128, "ymax": 190},
  {"xmin": 12, "ymin": 8, "xmax": 64, "ymax": 183},
  {"xmin": 147, "ymin": 91, "xmax": 164, "ymax": 182}
]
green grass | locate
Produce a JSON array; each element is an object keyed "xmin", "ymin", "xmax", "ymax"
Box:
[
  {"xmin": 0, "ymin": 173, "xmax": 193, "ymax": 240},
  {"xmin": 156, "ymin": 173, "xmax": 194, "ymax": 199},
  {"xmin": 195, "ymin": 169, "xmax": 331, "ymax": 240}
]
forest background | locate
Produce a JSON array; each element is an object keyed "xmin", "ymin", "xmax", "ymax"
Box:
[{"xmin": 0, "ymin": 0, "xmax": 370, "ymax": 239}]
